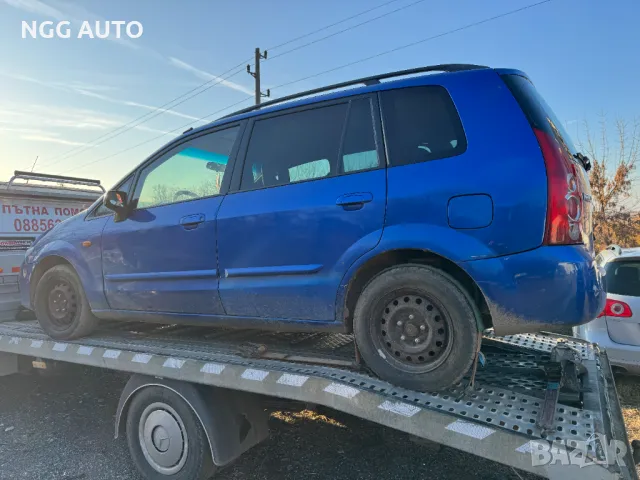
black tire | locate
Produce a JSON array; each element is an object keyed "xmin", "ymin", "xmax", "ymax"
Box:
[
  {"xmin": 126, "ymin": 387, "xmax": 216, "ymax": 480},
  {"xmin": 353, "ymin": 265, "xmax": 479, "ymax": 392},
  {"xmin": 33, "ymin": 264, "xmax": 98, "ymax": 340}
]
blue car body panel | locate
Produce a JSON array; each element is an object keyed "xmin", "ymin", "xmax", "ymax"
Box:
[
  {"xmin": 216, "ymin": 168, "xmax": 386, "ymax": 321},
  {"xmin": 101, "ymin": 197, "xmax": 225, "ymax": 315},
  {"xmin": 19, "ymin": 65, "xmax": 604, "ymax": 336},
  {"xmin": 21, "ymin": 214, "xmax": 111, "ymax": 310},
  {"xmin": 461, "ymin": 245, "xmax": 603, "ymax": 332}
]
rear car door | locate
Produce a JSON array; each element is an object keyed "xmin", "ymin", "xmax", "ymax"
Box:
[
  {"xmin": 602, "ymin": 259, "xmax": 640, "ymax": 347},
  {"xmin": 101, "ymin": 124, "xmax": 242, "ymax": 314},
  {"xmin": 216, "ymin": 95, "xmax": 386, "ymax": 322}
]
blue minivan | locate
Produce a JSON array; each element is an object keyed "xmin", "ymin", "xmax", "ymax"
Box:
[{"xmin": 20, "ymin": 64, "xmax": 604, "ymax": 391}]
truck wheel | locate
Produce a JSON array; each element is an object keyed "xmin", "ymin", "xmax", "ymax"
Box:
[
  {"xmin": 33, "ymin": 264, "xmax": 98, "ymax": 340},
  {"xmin": 126, "ymin": 387, "xmax": 216, "ymax": 480},
  {"xmin": 353, "ymin": 265, "xmax": 479, "ymax": 392}
]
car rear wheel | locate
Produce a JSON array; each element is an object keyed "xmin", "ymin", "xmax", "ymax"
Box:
[
  {"xmin": 353, "ymin": 265, "xmax": 479, "ymax": 392},
  {"xmin": 33, "ymin": 264, "xmax": 98, "ymax": 340},
  {"xmin": 126, "ymin": 387, "xmax": 216, "ymax": 480}
]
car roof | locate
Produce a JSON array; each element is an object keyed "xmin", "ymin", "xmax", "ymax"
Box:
[
  {"xmin": 181, "ymin": 64, "xmax": 517, "ymax": 139},
  {"xmin": 600, "ymin": 245, "xmax": 640, "ymax": 263}
]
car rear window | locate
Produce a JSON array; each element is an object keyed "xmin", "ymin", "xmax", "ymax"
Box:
[
  {"xmin": 605, "ymin": 261, "xmax": 640, "ymax": 296},
  {"xmin": 501, "ymin": 74, "xmax": 576, "ymax": 155},
  {"xmin": 380, "ymin": 86, "xmax": 466, "ymax": 167}
]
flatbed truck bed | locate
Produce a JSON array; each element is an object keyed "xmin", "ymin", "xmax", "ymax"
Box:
[{"xmin": 0, "ymin": 319, "xmax": 636, "ymax": 480}]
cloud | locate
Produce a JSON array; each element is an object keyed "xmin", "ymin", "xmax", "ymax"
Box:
[
  {"xmin": 123, "ymin": 101, "xmax": 200, "ymax": 121},
  {"xmin": 0, "ymin": 103, "xmax": 174, "ymax": 144},
  {"xmin": 169, "ymin": 57, "xmax": 254, "ymax": 96},
  {"xmin": 1, "ymin": 72, "xmax": 200, "ymax": 121},
  {"xmin": 20, "ymin": 133, "xmax": 88, "ymax": 146},
  {"xmin": 3, "ymin": 0, "xmax": 244, "ymax": 94},
  {"xmin": 1, "ymin": 0, "xmax": 65, "ymax": 19}
]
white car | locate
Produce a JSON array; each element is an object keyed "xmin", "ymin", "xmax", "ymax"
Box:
[{"xmin": 574, "ymin": 244, "xmax": 640, "ymax": 374}]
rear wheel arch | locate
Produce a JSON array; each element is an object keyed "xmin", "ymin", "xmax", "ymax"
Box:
[
  {"xmin": 116, "ymin": 375, "xmax": 269, "ymax": 472},
  {"xmin": 341, "ymin": 248, "xmax": 492, "ymax": 332}
]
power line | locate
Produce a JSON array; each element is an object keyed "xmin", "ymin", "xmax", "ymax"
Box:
[
  {"xmin": 269, "ymin": 0, "xmax": 553, "ymax": 93},
  {"xmin": 40, "ymin": 66, "xmax": 249, "ymax": 170},
  {"xmin": 42, "ymin": 0, "xmax": 411, "ymax": 169},
  {"xmin": 60, "ymin": 0, "xmax": 551, "ymax": 176},
  {"xmin": 57, "ymin": 97, "xmax": 254, "ymax": 175},
  {"xmin": 268, "ymin": 0, "xmax": 427, "ymax": 61},
  {"xmin": 267, "ymin": 0, "xmax": 404, "ymax": 51}
]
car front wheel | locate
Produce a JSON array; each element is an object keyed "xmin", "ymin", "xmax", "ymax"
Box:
[{"xmin": 33, "ymin": 264, "xmax": 98, "ymax": 340}]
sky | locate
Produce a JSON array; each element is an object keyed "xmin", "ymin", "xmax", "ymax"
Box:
[{"xmin": 0, "ymin": 0, "xmax": 639, "ymax": 190}]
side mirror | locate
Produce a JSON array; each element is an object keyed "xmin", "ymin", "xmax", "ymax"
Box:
[{"xmin": 104, "ymin": 190, "xmax": 129, "ymax": 222}]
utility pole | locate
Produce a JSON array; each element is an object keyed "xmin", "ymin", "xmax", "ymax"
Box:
[{"xmin": 247, "ymin": 48, "xmax": 270, "ymax": 105}]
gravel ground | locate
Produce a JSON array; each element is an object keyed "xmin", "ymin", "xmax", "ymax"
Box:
[{"xmin": 0, "ymin": 365, "xmax": 537, "ymax": 480}]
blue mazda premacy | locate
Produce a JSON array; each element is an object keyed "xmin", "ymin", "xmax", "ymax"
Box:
[{"xmin": 20, "ymin": 64, "xmax": 604, "ymax": 391}]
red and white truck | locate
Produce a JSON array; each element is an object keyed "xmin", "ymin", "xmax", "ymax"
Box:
[{"xmin": 0, "ymin": 171, "xmax": 104, "ymax": 320}]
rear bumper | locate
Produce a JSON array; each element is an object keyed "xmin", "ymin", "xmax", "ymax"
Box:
[
  {"xmin": 574, "ymin": 319, "xmax": 640, "ymax": 375},
  {"xmin": 462, "ymin": 245, "xmax": 605, "ymax": 335}
]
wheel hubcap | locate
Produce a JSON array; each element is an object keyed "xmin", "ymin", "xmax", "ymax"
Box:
[
  {"xmin": 139, "ymin": 402, "xmax": 188, "ymax": 475},
  {"xmin": 378, "ymin": 294, "xmax": 452, "ymax": 372},
  {"xmin": 46, "ymin": 282, "xmax": 77, "ymax": 327}
]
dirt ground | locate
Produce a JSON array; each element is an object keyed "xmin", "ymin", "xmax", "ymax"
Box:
[{"xmin": 614, "ymin": 374, "xmax": 640, "ymax": 476}]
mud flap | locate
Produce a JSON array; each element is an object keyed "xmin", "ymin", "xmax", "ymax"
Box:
[{"xmin": 115, "ymin": 374, "xmax": 270, "ymax": 467}]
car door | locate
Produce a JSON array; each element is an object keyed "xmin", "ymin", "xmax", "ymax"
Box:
[
  {"xmin": 602, "ymin": 259, "xmax": 640, "ymax": 347},
  {"xmin": 216, "ymin": 95, "xmax": 386, "ymax": 322},
  {"xmin": 101, "ymin": 123, "xmax": 242, "ymax": 314}
]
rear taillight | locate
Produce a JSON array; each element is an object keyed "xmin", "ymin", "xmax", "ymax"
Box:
[
  {"xmin": 598, "ymin": 298, "xmax": 632, "ymax": 318},
  {"xmin": 533, "ymin": 128, "xmax": 583, "ymax": 245}
]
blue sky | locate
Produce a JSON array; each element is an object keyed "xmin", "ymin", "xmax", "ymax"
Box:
[{"xmin": 1, "ymin": 0, "xmax": 639, "ymax": 189}]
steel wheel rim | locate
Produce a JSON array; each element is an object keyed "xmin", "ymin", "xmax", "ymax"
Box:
[
  {"xmin": 374, "ymin": 291, "xmax": 454, "ymax": 373},
  {"xmin": 46, "ymin": 281, "xmax": 78, "ymax": 327},
  {"xmin": 138, "ymin": 402, "xmax": 188, "ymax": 475}
]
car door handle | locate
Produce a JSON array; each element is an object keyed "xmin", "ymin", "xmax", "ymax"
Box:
[
  {"xmin": 180, "ymin": 214, "xmax": 205, "ymax": 230},
  {"xmin": 336, "ymin": 193, "xmax": 373, "ymax": 211}
]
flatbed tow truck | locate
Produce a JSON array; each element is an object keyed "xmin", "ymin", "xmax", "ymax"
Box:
[{"xmin": 0, "ymin": 318, "xmax": 637, "ymax": 479}]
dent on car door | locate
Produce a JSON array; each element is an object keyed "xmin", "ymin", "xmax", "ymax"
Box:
[
  {"xmin": 101, "ymin": 124, "xmax": 242, "ymax": 314},
  {"xmin": 216, "ymin": 96, "xmax": 386, "ymax": 322}
]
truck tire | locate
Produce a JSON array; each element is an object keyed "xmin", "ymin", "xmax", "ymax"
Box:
[
  {"xmin": 33, "ymin": 264, "xmax": 98, "ymax": 340},
  {"xmin": 353, "ymin": 265, "xmax": 479, "ymax": 392},
  {"xmin": 126, "ymin": 386, "xmax": 217, "ymax": 480}
]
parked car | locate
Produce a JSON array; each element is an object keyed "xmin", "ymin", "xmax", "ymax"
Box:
[
  {"xmin": 574, "ymin": 245, "xmax": 640, "ymax": 374},
  {"xmin": 19, "ymin": 64, "xmax": 604, "ymax": 391}
]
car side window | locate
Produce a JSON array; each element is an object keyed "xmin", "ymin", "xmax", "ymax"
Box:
[
  {"xmin": 240, "ymin": 103, "xmax": 348, "ymax": 190},
  {"xmin": 240, "ymin": 98, "xmax": 380, "ymax": 191},
  {"xmin": 381, "ymin": 86, "xmax": 466, "ymax": 167},
  {"xmin": 92, "ymin": 175, "xmax": 134, "ymax": 217},
  {"xmin": 134, "ymin": 126, "xmax": 239, "ymax": 210},
  {"xmin": 342, "ymin": 98, "xmax": 379, "ymax": 173}
]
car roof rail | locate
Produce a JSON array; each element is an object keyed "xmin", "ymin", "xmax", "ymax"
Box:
[
  {"xmin": 606, "ymin": 244, "xmax": 623, "ymax": 255},
  {"xmin": 8, "ymin": 170, "xmax": 106, "ymax": 193},
  {"xmin": 219, "ymin": 63, "xmax": 488, "ymax": 120}
]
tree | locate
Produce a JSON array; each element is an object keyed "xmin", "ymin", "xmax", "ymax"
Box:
[{"xmin": 578, "ymin": 116, "xmax": 640, "ymax": 251}]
